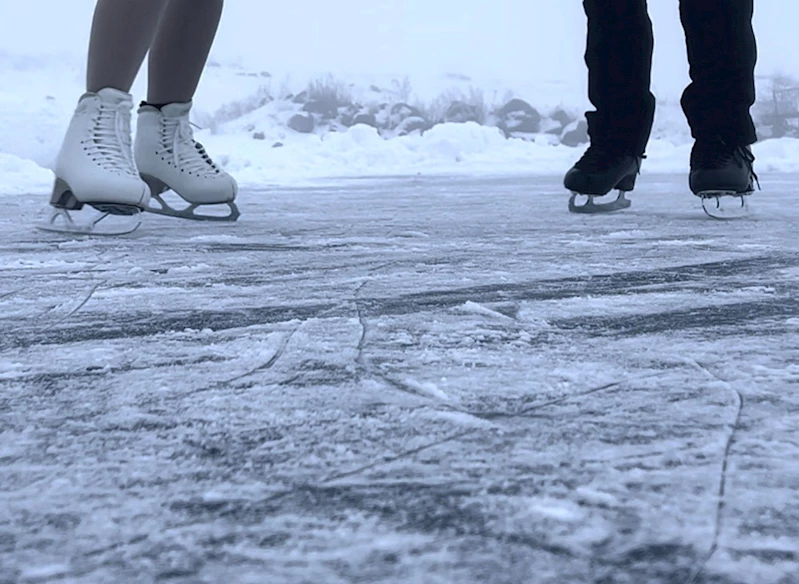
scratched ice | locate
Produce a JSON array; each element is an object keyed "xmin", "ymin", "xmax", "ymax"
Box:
[{"xmin": 1, "ymin": 174, "xmax": 798, "ymax": 583}]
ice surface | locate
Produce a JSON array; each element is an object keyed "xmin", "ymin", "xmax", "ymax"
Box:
[{"xmin": 1, "ymin": 174, "xmax": 798, "ymax": 583}]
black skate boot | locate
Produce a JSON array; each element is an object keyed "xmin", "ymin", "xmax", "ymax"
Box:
[
  {"xmin": 689, "ymin": 137, "xmax": 759, "ymax": 219},
  {"xmin": 564, "ymin": 144, "xmax": 643, "ymax": 214}
]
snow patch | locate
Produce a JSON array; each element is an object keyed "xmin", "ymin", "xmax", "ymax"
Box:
[
  {"xmin": 456, "ymin": 301, "xmax": 515, "ymax": 321},
  {"xmin": 574, "ymin": 486, "xmax": 620, "ymax": 508},
  {"xmin": 525, "ymin": 497, "xmax": 585, "ymax": 522},
  {"xmin": 0, "ymin": 152, "xmax": 52, "ymax": 194},
  {"xmin": 167, "ymin": 263, "xmax": 213, "ymax": 274},
  {"xmin": 424, "ymin": 409, "xmax": 496, "ymax": 429},
  {"xmin": 20, "ymin": 564, "xmax": 70, "ymax": 580},
  {"xmin": 400, "ymin": 377, "xmax": 451, "ymax": 402}
]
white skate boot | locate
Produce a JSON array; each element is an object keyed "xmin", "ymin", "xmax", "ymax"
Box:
[
  {"xmin": 135, "ymin": 102, "xmax": 239, "ymax": 221},
  {"xmin": 41, "ymin": 88, "xmax": 150, "ymax": 235}
]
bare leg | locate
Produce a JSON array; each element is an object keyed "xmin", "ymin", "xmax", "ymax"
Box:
[
  {"xmin": 86, "ymin": 0, "xmax": 169, "ymax": 93},
  {"xmin": 146, "ymin": 0, "xmax": 224, "ymax": 104}
]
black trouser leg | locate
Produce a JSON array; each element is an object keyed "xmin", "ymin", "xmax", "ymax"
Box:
[
  {"xmin": 679, "ymin": 0, "xmax": 757, "ymax": 145},
  {"xmin": 583, "ymin": 0, "xmax": 656, "ymax": 156}
]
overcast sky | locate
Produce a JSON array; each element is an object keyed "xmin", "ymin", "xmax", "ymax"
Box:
[{"xmin": 1, "ymin": 0, "xmax": 797, "ymax": 98}]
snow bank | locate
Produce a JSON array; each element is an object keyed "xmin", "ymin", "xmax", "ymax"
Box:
[
  {"xmin": 2, "ymin": 54, "xmax": 799, "ymax": 195},
  {"xmin": 199, "ymin": 129, "xmax": 799, "ymax": 189},
  {"xmin": 0, "ymin": 152, "xmax": 53, "ymax": 194},
  {"xmin": 8, "ymin": 126, "xmax": 798, "ymax": 196}
]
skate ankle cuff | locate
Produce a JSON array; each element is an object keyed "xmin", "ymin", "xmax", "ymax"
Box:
[{"xmin": 140, "ymin": 101, "xmax": 170, "ymax": 110}]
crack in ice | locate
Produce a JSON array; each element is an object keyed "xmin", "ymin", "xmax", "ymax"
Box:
[{"xmin": 685, "ymin": 359, "xmax": 744, "ymax": 584}]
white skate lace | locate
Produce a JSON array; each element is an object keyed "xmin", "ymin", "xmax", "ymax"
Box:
[
  {"xmin": 157, "ymin": 117, "xmax": 221, "ymax": 177},
  {"xmin": 90, "ymin": 102, "xmax": 138, "ymax": 177}
]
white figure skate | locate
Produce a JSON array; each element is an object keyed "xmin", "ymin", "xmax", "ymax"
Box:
[
  {"xmin": 40, "ymin": 88, "xmax": 150, "ymax": 236},
  {"xmin": 135, "ymin": 102, "xmax": 239, "ymax": 221}
]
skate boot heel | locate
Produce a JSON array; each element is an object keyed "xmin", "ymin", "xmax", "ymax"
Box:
[
  {"xmin": 141, "ymin": 173, "xmax": 170, "ymax": 196},
  {"xmin": 50, "ymin": 178, "xmax": 83, "ymax": 210},
  {"xmin": 49, "ymin": 178, "xmax": 142, "ymax": 216},
  {"xmin": 615, "ymin": 171, "xmax": 637, "ymax": 193},
  {"xmin": 42, "ymin": 175, "xmax": 146, "ymax": 235}
]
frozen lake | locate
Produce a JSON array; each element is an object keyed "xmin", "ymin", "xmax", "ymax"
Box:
[{"xmin": 1, "ymin": 173, "xmax": 798, "ymax": 583}]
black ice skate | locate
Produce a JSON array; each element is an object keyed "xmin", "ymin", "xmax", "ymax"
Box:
[
  {"xmin": 564, "ymin": 145, "xmax": 643, "ymax": 214},
  {"xmin": 690, "ymin": 138, "xmax": 759, "ymax": 219}
]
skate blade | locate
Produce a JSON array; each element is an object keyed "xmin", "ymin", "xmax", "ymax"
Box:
[
  {"xmin": 698, "ymin": 190, "xmax": 752, "ymax": 220},
  {"xmin": 37, "ymin": 205, "xmax": 142, "ymax": 236},
  {"xmin": 146, "ymin": 193, "xmax": 240, "ymax": 222},
  {"xmin": 569, "ymin": 190, "xmax": 631, "ymax": 214}
]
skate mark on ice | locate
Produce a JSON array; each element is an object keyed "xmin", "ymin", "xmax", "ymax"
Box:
[
  {"xmin": 284, "ymin": 483, "xmax": 576, "ymax": 557},
  {"xmin": 0, "ymin": 287, "xmax": 27, "ymax": 301},
  {"xmin": 222, "ymin": 295, "xmax": 362, "ymax": 387},
  {"xmin": 187, "ymin": 300, "xmax": 358, "ymax": 394},
  {"xmin": 321, "ymin": 430, "xmax": 474, "ymax": 484},
  {"xmin": 164, "ymin": 371, "xmax": 698, "ymax": 570},
  {"xmin": 550, "ymin": 296, "xmax": 799, "ymax": 339},
  {"xmin": 83, "ymin": 533, "xmax": 150, "ymax": 558},
  {"xmin": 1, "ymin": 355, "xmax": 229, "ymax": 391},
  {"xmin": 355, "ymin": 280, "xmax": 474, "ymax": 415},
  {"xmin": 355, "ymin": 280, "xmax": 441, "ymax": 402},
  {"xmin": 472, "ymin": 372, "xmax": 665, "ymax": 420},
  {"xmin": 685, "ymin": 360, "xmax": 744, "ymax": 584},
  {"xmin": 209, "ymin": 242, "xmax": 351, "ymax": 253},
  {"xmin": 44, "ymin": 280, "xmax": 105, "ymax": 327},
  {"xmin": 2, "ymin": 301, "xmax": 342, "ymax": 350},
  {"xmin": 164, "ymin": 479, "xmax": 576, "ymax": 562},
  {"xmin": 590, "ymin": 543, "xmax": 723, "ymax": 584},
  {"xmin": 354, "ymin": 280, "xmax": 370, "ymax": 369},
  {"xmin": 223, "ymin": 327, "xmax": 299, "ymax": 385},
  {"xmin": 7, "ymin": 254, "xmax": 797, "ymax": 350},
  {"xmin": 359, "ymin": 253, "xmax": 798, "ymax": 319},
  {"xmin": 1, "ymin": 280, "xmax": 106, "ymax": 348},
  {"xmin": 322, "ymin": 372, "xmax": 668, "ymax": 486}
]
